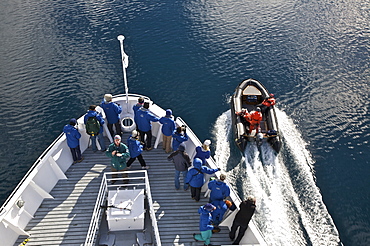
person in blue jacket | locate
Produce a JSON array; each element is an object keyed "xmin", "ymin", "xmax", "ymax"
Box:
[
  {"xmin": 186, "ymin": 158, "xmax": 220, "ymax": 202},
  {"xmin": 159, "ymin": 109, "xmax": 176, "ymax": 153},
  {"xmin": 211, "ymin": 199, "xmax": 228, "ymax": 227},
  {"xmin": 208, "ymin": 173, "xmax": 230, "ymax": 203},
  {"xmin": 172, "ymin": 126, "xmax": 189, "ymax": 151},
  {"xmin": 84, "ymin": 105, "xmax": 106, "ymax": 152},
  {"xmin": 133, "ymin": 97, "xmax": 144, "ymax": 128},
  {"xmin": 63, "ymin": 118, "xmax": 83, "ymax": 164},
  {"xmin": 136, "ymin": 102, "xmax": 159, "ymax": 150},
  {"xmin": 100, "ymin": 94, "xmax": 122, "ymax": 138},
  {"xmin": 193, "ymin": 203, "xmax": 216, "ymax": 246},
  {"xmin": 126, "ymin": 130, "xmax": 148, "ymax": 169},
  {"xmin": 194, "ymin": 139, "xmax": 211, "ymax": 164}
]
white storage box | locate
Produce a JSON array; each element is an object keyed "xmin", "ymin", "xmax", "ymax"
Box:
[{"xmin": 107, "ymin": 189, "xmax": 145, "ymax": 231}]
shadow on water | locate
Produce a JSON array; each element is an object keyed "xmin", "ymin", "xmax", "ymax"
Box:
[{"xmin": 212, "ymin": 109, "xmax": 341, "ymax": 246}]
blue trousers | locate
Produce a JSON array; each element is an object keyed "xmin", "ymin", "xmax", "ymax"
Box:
[
  {"xmin": 175, "ymin": 170, "xmax": 188, "ymax": 190},
  {"xmin": 90, "ymin": 134, "xmax": 106, "ymax": 151},
  {"xmin": 69, "ymin": 146, "xmax": 81, "ymax": 161}
]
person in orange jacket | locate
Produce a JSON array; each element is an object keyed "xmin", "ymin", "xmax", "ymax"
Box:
[
  {"xmin": 249, "ymin": 107, "xmax": 262, "ymax": 133},
  {"xmin": 258, "ymin": 93, "xmax": 276, "ymax": 113},
  {"xmin": 235, "ymin": 109, "xmax": 251, "ymax": 122}
]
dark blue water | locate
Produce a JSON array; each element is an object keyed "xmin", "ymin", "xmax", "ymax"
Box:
[{"xmin": 0, "ymin": 0, "xmax": 369, "ymax": 245}]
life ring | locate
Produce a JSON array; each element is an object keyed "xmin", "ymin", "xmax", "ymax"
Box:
[{"xmin": 121, "ymin": 116, "xmax": 136, "ymax": 132}]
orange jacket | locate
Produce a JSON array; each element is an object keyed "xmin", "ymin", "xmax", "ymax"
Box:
[
  {"xmin": 250, "ymin": 111, "xmax": 262, "ymax": 124},
  {"xmin": 236, "ymin": 110, "xmax": 251, "ymax": 121},
  {"xmin": 262, "ymin": 98, "xmax": 276, "ymax": 107}
]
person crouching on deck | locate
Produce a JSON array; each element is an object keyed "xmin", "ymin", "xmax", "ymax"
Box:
[{"xmin": 193, "ymin": 203, "xmax": 216, "ymax": 246}]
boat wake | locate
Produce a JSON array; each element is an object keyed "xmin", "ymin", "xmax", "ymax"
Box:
[{"xmin": 212, "ymin": 109, "xmax": 341, "ymax": 246}]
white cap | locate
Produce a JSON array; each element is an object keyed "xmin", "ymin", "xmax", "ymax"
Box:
[{"xmin": 203, "ymin": 140, "xmax": 211, "ymax": 146}]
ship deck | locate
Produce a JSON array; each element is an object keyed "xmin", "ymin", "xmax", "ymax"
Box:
[{"xmin": 15, "ymin": 136, "xmax": 234, "ymax": 246}]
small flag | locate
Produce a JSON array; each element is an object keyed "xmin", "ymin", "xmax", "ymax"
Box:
[{"xmin": 122, "ymin": 52, "xmax": 129, "ymax": 68}]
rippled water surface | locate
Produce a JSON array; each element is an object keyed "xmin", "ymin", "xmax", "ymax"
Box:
[{"xmin": 0, "ymin": 0, "xmax": 369, "ymax": 245}]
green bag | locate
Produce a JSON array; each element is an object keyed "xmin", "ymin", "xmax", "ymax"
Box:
[{"xmin": 86, "ymin": 117, "xmax": 100, "ymax": 136}]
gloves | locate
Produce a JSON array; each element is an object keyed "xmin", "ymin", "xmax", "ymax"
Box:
[{"xmin": 218, "ymin": 168, "xmax": 221, "ymax": 171}]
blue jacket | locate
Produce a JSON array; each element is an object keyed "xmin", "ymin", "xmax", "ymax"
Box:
[
  {"xmin": 208, "ymin": 179, "xmax": 230, "ymax": 202},
  {"xmin": 211, "ymin": 199, "xmax": 228, "ymax": 225},
  {"xmin": 194, "ymin": 146, "xmax": 210, "ymax": 165},
  {"xmin": 185, "ymin": 158, "xmax": 219, "ymax": 188},
  {"xmin": 159, "ymin": 116, "xmax": 176, "ymax": 136},
  {"xmin": 127, "ymin": 136, "xmax": 143, "ymax": 158},
  {"xmin": 84, "ymin": 110, "xmax": 105, "ymax": 134},
  {"xmin": 133, "ymin": 103, "xmax": 143, "ymax": 124},
  {"xmin": 63, "ymin": 124, "xmax": 81, "ymax": 148},
  {"xmin": 136, "ymin": 108, "xmax": 159, "ymax": 132},
  {"xmin": 198, "ymin": 205, "xmax": 214, "ymax": 231},
  {"xmin": 172, "ymin": 131, "xmax": 189, "ymax": 151},
  {"xmin": 100, "ymin": 100, "xmax": 122, "ymax": 124}
]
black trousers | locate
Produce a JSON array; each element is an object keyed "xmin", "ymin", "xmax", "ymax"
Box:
[
  {"xmin": 229, "ymin": 220, "xmax": 250, "ymax": 245},
  {"xmin": 139, "ymin": 129, "xmax": 152, "ymax": 149},
  {"xmin": 190, "ymin": 186, "xmax": 201, "ymax": 201},
  {"xmin": 126, "ymin": 154, "xmax": 146, "ymax": 167},
  {"xmin": 108, "ymin": 122, "xmax": 122, "ymax": 138}
]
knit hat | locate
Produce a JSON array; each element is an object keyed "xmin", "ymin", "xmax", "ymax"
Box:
[
  {"xmin": 178, "ymin": 143, "xmax": 185, "ymax": 151},
  {"xmin": 203, "ymin": 140, "xmax": 211, "ymax": 146},
  {"xmin": 69, "ymin": 118, "xmax": 77, "ymax": 125},
  {"xmin": 166, "ymin": 109, "xmax": 172, "ymax": 117},
  {"xmin": 104, "ymin": 94, "xmax": 113, "ymax": 102},
  {"xmin": 114, "ymin": 135, "xmax": 121, "ymax": 140},
  {"xmin": 204, "ymin": 203, "xmax": 216, "ymax": 212}
]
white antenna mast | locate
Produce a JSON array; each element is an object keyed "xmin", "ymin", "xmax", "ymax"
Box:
[{"xmin": 117, "ymin": 35, "xmax": 129, "ymax": 112}]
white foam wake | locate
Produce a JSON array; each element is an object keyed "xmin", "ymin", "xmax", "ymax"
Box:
[{"xmin": 212, "ymin": 109, "xmax": 341, "ymax": 246}]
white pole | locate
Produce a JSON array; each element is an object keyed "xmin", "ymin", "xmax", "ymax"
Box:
[{"xmin": 117, "ymin": 35, "xmax": 129, "ymax": 112}]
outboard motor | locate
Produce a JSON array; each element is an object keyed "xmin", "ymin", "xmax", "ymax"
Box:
[{"xmin": 256, "ymin": 132, "xmax": 264, "ymax": 148}]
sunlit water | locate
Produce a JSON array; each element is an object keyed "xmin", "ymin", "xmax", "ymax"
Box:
[
  {"xmin": 0, "ymin": 0, "xmax": 369, "ymax": 245},
  {"xmin": 213, "ymin": 109, "xmax": 341, "ymax": 245}
]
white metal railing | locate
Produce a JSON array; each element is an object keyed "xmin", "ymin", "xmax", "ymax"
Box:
[
  {"xmin": 84, "ymin": 170, "xmax": 161, "ymax": 246},
  {"xmin": 144, "ymin": 171, "xmax": 162, "ymax": 246},
  {"xmin": 84, "ymin": 174, "xmax": 108, "ymax": 246}
]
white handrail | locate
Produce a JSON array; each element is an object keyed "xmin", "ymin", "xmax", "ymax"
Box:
[
  {"xmin": 144, "ymin": 171, "xmax": 162, "ymax": 246},
  {"xmin": 84, "ymin": 175, "xmax": 108, "ymax": 246},
  {"xmin": 84, "ymin": 170, "xmax": 161, "ymax": 246}
]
